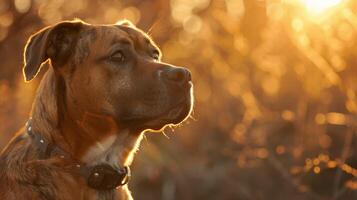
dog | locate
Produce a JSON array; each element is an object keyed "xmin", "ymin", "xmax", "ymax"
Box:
[{"xmin": 0, "ymin": 19, "xmax": 193, "ymax": 200}]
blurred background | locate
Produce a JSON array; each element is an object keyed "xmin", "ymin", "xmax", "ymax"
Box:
[{"xmin": 0, "ymin": 0, "xmax": 357, "ymax": 199}]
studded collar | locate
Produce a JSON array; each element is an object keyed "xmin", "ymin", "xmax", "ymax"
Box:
[{"xmin": 26, "ymin": 119, "xmax": 131, "ymax": 190}]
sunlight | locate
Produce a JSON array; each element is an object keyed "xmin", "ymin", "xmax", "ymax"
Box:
[{"xmin": 301, "ymin": 0, "xmax": 342, "ymax": 14}]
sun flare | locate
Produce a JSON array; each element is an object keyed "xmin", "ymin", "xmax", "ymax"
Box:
[{"xmin": 301, "ymin": 0, "xmax": 342, "ymax": 14}]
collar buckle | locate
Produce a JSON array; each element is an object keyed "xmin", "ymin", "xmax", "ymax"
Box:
[{"xmin": 85, "ymin": 164, "xmax": 131, "ymax": 190}]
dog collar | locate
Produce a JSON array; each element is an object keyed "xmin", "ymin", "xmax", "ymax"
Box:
[{"xmin": 25, "ymin": 120, "xmax": 130, "ymax": 190}]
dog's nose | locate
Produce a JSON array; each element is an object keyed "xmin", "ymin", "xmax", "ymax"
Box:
[{"xmin": 163, "ymin": 67, "xmax": 191, "ymax": 86}]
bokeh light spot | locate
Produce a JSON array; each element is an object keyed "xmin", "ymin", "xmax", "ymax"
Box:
[
  {"xmin": 183, "ymin": 15, "xmax": 202, "ymax": 34},
  {"xmin": 14, "ymin": 0, "xmax": 31, "ymax": 13},
  {"xmin": 301, "ymin": 0, "xmax": 341, "ymax": 14}
]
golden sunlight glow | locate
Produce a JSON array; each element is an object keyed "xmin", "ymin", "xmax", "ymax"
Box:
[{"xmin": 301, "ymin": 0, "xmax": 342, "ymax": 14}]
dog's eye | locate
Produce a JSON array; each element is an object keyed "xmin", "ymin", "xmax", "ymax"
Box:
[
  {"xmin": 110, "ymin": 50, "xmax": 125, "ymax": 62},
  {"xmin": 152, "ymin": 50, "xmax": 160, "ymax": 60}
]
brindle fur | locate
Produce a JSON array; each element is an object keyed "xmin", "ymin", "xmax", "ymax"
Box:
[{"xmin": 0, "ymin": 19, "xmax": 193, "ymax": 200}]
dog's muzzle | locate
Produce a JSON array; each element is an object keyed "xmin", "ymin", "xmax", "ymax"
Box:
[{"xmin": 26, "ymin": 120, "xmax": 130, "ymax": 190}]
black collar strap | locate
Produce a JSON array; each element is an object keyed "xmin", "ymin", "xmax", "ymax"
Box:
[{"xmin": 26, "ymin": 120, "xmax": 130, "ymax": 190}]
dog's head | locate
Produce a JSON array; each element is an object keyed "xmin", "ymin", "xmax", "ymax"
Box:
[{"xmin": 23, "ymin": 20, "xmax": 193, "ymax": 132}]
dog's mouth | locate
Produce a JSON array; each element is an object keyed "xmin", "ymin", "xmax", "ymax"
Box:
[
  {"xmin": 163, "ymin": 96, "xmax": 192, "ymax": 122},
  {"xmin": 123, "ymin": 86, "xmax": 193, "ymax": 131},
  {"xmin": 142, "ymin": 96, "xmax": 192, "ymax": 131}
]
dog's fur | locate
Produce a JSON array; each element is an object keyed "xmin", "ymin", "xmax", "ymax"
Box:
[{"xmin": 0, "ymin": 20, "xmax": 193, "ymax": 200}]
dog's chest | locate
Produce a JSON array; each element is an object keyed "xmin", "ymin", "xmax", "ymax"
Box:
[
  {"xmin": 50, "ymin": 157, "xmax": 133, "ymax": 200},
  {"xmin": 46, "ymin": 131, "xmax": 141, "ymax": 200},
  {"xmin": 82, "ymin": 130, "xmax": 143, "ymax": 168}
]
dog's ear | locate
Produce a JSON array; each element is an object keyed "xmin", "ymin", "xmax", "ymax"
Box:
[{"xmin": 23, "ymin": 21, "xmax": 83, "ymax": 82}]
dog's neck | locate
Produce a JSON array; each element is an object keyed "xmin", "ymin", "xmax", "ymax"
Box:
[
  {"xmin": 81, "ymin": 130, "xmax": 143, "ymax": 167},
  {"xmin": 30, "ymin": 69, "xmax": 142, "ymax": 167}
]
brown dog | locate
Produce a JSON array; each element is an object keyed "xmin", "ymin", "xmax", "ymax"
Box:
[{"xmin": 0, "ymin": 19, "xmax": 193, "ymax": 200}]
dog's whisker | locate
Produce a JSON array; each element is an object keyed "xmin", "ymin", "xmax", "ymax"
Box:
[
  {"xmin": 189, "ymin": 115, "xmax": 196, "ymax": 121},
  {"xmin": 146, "ymin": 12, "xmax": 165, "ymax": 35},
  {"xmin": 147, "ymin": 20, "xmax": 158, "ymax": 36},
  {"xmin": 168, "ymin": 125, "xmax": 176, "ymax": 132},
  {"xmin": 161, "ymin": 130, "xmax": 170, "ymax": 139}
]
